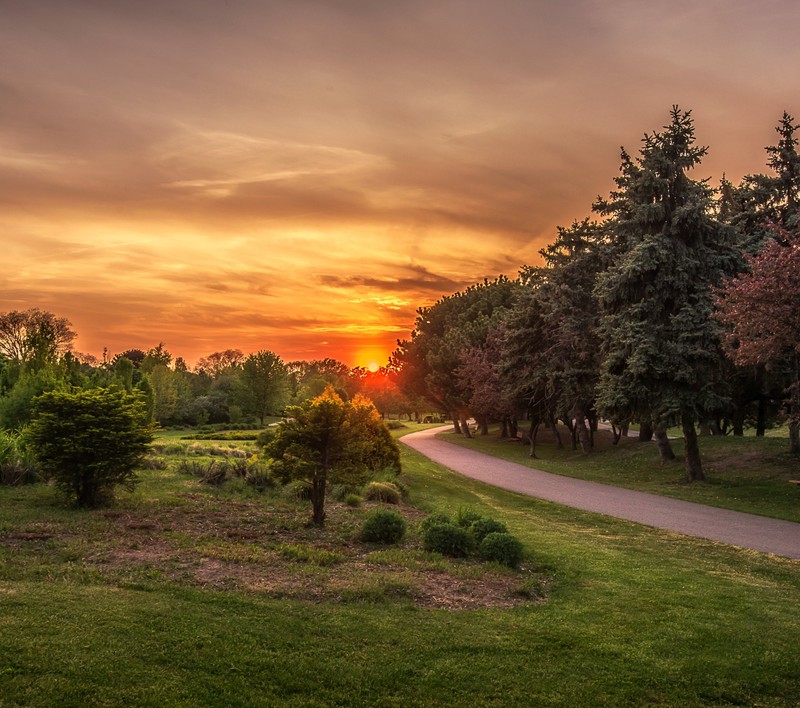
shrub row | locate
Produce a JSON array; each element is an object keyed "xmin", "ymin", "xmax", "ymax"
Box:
[{"xmin": 420, "ymin": 510, "xmax": 524, "ymax": 568}]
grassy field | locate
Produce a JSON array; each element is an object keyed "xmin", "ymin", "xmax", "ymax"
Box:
[
  {"xmin": 0, "ymin": 423, "xmax": 798, "ymax": 706},
  {"xmin": 439, "ymin": 424, "xmax": 800, "ymax": 523}
]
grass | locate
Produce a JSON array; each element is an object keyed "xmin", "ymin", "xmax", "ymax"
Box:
[
  {"xmin": 0, "ymin": 423, "xmax": 798, "ymax": 705},
  {"xmin": 439, "ymin": 424, "xmax": 800, "ymax": 522}
]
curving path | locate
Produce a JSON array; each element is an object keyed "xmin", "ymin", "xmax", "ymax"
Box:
[{"xmin": 402, "ymin": 426, "xmax": 800, "ymax": 559}]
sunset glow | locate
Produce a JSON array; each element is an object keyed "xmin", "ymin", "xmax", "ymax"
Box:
[{"xmin": 3, "ymin": 1, "xmax": 799, "ymax": 367}]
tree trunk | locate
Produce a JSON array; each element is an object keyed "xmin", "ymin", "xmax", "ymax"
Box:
[
  {"xmin": 611, "ymin": 424, "xmax": 622, "ymax": 445},
  {"xmin": 639, "ymin": 421, "xmax": 654, "ymax": 442},
  {"xmin": 575, "ymin": 411, "xmax": 593, "ymax": 454},
  {"xmin": 509, "ymin": 417, "xmax": 518, "ymax": 439},
  {"xmin": 311, "ymin": 476, "xmax": 327, "ymax": 526},
  {"xmin": 682, "ymin": 413, "xmax": 705, "ymax": 481},
  {"xmin": 500, "ymin": 417, "xmax": 509, "ymax": 439},
  {"xmin": 654, "ymin": 426, "xmax": 676, "ymax": 463},
  {"xmin": 756, "ymin": 396, "xmax": 767, "ymax": 437},
  {"xmin": 460, "ymin": 418, "xmax": 472, "ymax": 438},
  {"xmin": 698, "ymin": 421, "xmax": 711, "ymax": 436},
  {"xmin": 549, "ymin": 414, "xmax": 563, "ymax": 449},
  {"xmin": 478, "ymin": 416, "xmax": 489, "ymax": 435},
  {"xmin": 452, "ymin": 417, "xmax": 461, "ymax": 435},
  {"xmin": 790, "ymin": 422, "xmax": 800, "ymax": 454},
  {"xmin": 732, "ymin": 408, "xmax": 745, "ymax": 436},
  {"xmin": 528, "ymin": 420, "xmax": 540, "ymax": 459}
]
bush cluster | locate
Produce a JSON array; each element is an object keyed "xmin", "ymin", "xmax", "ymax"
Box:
[{"xmin": 419, "ymin": 509, "xmax": 525, "ymax": 568}]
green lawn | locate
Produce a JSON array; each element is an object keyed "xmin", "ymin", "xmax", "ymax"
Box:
[
  {"xmin": 439, "ymin": 425, "xmax": 800, "ymax": 522},
  {"xmin": 0, "ymin": 425, "xmax": 798, "ymax": 706}
]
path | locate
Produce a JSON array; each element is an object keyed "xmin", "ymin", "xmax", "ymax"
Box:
[{"xmin": 402, "ymin": 426, "xmax": 800, "ymax": 559}]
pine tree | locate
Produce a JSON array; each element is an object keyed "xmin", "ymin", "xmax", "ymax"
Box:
[{"xmin": 594, "ymin": 107, "xmax": 741, "ymax": 481}]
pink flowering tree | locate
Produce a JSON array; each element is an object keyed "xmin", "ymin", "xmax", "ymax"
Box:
[{"xmin": 714, "ymin": 228, "xmax": 800, "ymax": 452}]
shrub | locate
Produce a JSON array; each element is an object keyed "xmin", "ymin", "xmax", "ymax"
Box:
[
  {"xmin": 422, "ymin": 522, "xmax": 473, "ymax": 557},
  {"xmin": 363, "ymin": 481, "xmax": 401, "ymax": 504},
  {"xmin": 330, "ymin": 483, "xmax": 360, "ymax": 501},
  {"xmin": 243, "ymin": 461, "xmax": 276, "ymax": 490},
  {"xmin": 386, "ymin": 420, "xmax": 406, "ymax": 430},
  {"xmin": 419, "ymin": 513, "xmax": 451, "ymax": 533},
  {"xmin": 455, "ymin": 507, "xmax": 483, "ymax": 528},
  {"xmin": 470, "ymin": 517, "xmax": 508, "ymax": 544},
  {"xmin": 0, "ymin": 428, "xmax": 40, "ymax": 485},
  {"xmin": 255, "ymin": 428, "xmax": 278, "ymax": 448},
  {"xmin": 361, "ymin": 509, "xmax": 406, "ymax": 544},
  {"xmin": 27, "ymin": 388, "xmax": 154, "ymax": 507},
  {"xmin": 175, "ymin": 458, "xmax": 229, "ymax": 485},
  {"xmin": 479, "ymin": 532, "xmax": 524, "ymax": 568},
  {"xmin": 344, "ymin": 493, "xmax": 362, "ymax": 507},
  {"xmin": 282, "ymin": 479, "xmax": 313, "ymax": 501},
  {"xmin": 141, "ymin": 455, "xmax": 168, "ymax": 470}
]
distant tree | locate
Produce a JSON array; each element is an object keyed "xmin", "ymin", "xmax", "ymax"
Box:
[
  {"xmin": 195, "ymin": 349, "xmax": 244, "ymax": 378},
  {"xmin": 113, "ymin": 349, "xmax": 146, "ymax": 369},
  {"xmin": 28, "ymin": 387, "xmax": 154, "ymax": 507},
  {"xmin": 267, "ymin": 387, "xmax": 400, "ymax": 525},
  {"xmin": 141, "ymin": 343, "xmax": 172, "ymax": 373},
  {"xmin": 237, "ymin": 350, "xmax": 290, "ymax": 424},
  {"xmin": 714, "ymin": 226, "xmax": 800, "ymax": 453},
  {"xmin": 0, "ymin": 309, "xmax": 76, "ymax": 365},
  {"xmin": 594, "ymin": 107, "xmax": 741, "ymax": 480}
]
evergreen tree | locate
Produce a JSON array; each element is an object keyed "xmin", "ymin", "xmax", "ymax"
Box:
[{"xmin": 594, "ymin": 107, "xmax": 741, "ymax": 480}]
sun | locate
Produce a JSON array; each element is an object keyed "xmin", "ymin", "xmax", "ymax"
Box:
[{"xmin": 367, "ymin": 362, "xmax": 380, "ymax": 373}]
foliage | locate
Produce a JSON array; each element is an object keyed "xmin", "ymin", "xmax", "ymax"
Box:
[
  {"xmin": 479, "ymin": 532, "xmax": 524, "ymax": 568},
  {"xmin": 422, "ymin": 521, "xmax": 474, "ymax": 557},
  {"xmin": 344, "ymin": 492, "xmax": 362, "ymax": 507},
  {"xmin": 267, "ymin": 387, "xmax": 400, "ymax": 525},
  {"xmin": 0, "ymin": 308, "xmax": 76, "ymax": 364},
  {"xmin": 419, "ymin": 512, "xmax": 452, "ymax": 533},
  {"xmin": 237, "ymin": 350, "xmax": 290, "ymax": 425},
  {"xmin": 470, "ymin": 517, "xmax": 508, "ymax": 544},
  {"xmin": 363, "ymin": 481, "xmax": 402, "ymax": 504},
  {"xmin": 361, "ymin": 509, "xmax": 407, "ymax": 544},
  {"xmin": 594, "ymin": 106, "xmax": 742, "ymax": 480},
  {"xmin": 27, "ymin": 387, "xmax": 154, "ymax": 507},
  {"xmin": 455, "ymin": 507, "xmax": 483, "ymax": 528},
  {"xmin": 0, "ymin": 427, "xmax": 40, "ymax": 485},
  {"xmin": 715, "ymin": 226, "xmax": 800, "ymax": 452}
]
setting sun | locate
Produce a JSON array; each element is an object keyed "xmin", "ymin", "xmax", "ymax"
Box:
[{"xmin": 367, "ymin": 362, "xmax": 380, "ymax": 373}]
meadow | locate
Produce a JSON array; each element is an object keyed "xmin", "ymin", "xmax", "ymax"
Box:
[{"xmin": 0, "ymin": 424, "xmax": 798, "ymax": 706}]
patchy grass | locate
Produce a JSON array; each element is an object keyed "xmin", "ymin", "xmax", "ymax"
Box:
[
  {"xmin": 0, "ymin": 425, "xmax": 798, "ymax": 705},
  {"xmin": 440, "ymin": 425, "xmax": 800, "ymax": 522}
]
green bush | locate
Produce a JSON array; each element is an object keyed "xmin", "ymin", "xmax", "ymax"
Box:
[
  {"xmin": 479, "ymin": 532, "xmax": 524, "ymax": 568},
  {"xmin": 422, "ymin": 522, "xmax": 473, "ymax": 557},
  {"xmin": 255, "ymin": 428, "xmax": 278, "ymax": 448},
  {"xmin": 455, "ymin": 507, "xmax": 483, "ymax": 528},
  {"xmin": 385, "ymin": 420, "xmax": 406, "ymax": 430},
  {"xmin": 470, "ymin": 517, "xmax": 508, "ymax": 544},
  {"xmin": 0, "ymin": 428, "xmax": 41, "ymax": 485},
  {"xmin": 283, "ymin": 479, "xmax": 313, "ymax": 501},
  {"xmin": 419, "ymin": 513, "xmax": 451, "ymax": 533},
  {"xmin": 363, "ymin": 481, "xmax": 401, "ymax": 504},
  {"xmin": 361, "ymin": 509, "xmax": 406, "ymax": 544},
  {"xmin": 344, "ymin": 493, "xmax": 362, "ymax": 507},
  {"xmin": 27, "ymin": 388, "xmax": 154, "ymax": 507},
  {"xmin": 243, "ymin": 462, "xmax": 276, "ymax": 490}
]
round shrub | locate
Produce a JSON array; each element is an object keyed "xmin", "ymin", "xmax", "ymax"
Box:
[
  {"xmin": 363, "ymin": 481, "xmax": 401, "ymax": 504},
  {"xmin": 419, "ymin": 513, "xmax": 451, "ymax": 534},
  {"xmin": 344, "ymin": 493, "xmax": 362, "ymax": 507},
  {"xmin": 361, "ymin": 509, "xmax": 406, "ymax": 544},
  {"xmin": 470, "ymin": 517, "xmax": 508, "ymax": 544},
  {"xmin": 255, "ymin": 428, "xmax": 277, "ymax": 448},
  {"xmin": 479, "ymin": 532, "xmax": 524, "ymax": 568},
  {"xmin": 422, "ymin": 522, "xmax": 473, "ymax": 557}
]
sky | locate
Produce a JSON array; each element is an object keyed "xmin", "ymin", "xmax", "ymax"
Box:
[{"xmin": 2, "ymin": 0, "xmax": 799, "ymax": 368}]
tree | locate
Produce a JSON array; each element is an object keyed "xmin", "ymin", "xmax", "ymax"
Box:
[
  {"xmin": 393, "ymin": 277, "xmax": 520, "ymax": 436},
  {"xmin": 0, "ymin": 309, "xmax": 76, "ymax": 364},
  {"xmin": 27, "ymin": 387, "xmax": 154, "ymax": 507},
  {"xmin": 195, "ymin": 349, "xmax": 244, "ymax": 378},
  {"xmin": 594, "ymin": 107, "xmax": 741, "ymax": 480},
  {"xmin": 267, "ymin": 387, "xmax": 400, "ymax": 525},
  {"xmin": 714, "ymin": 227, "xmax": 800, "ymax": 452},
  {"xmin": 237, "ymin": 350, "xmax": 290, "ymax": 425}
]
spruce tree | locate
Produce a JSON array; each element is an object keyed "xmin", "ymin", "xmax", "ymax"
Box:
[{"xmin": 594, "ymin": 107, "xmax": 740, "ymax": 481}]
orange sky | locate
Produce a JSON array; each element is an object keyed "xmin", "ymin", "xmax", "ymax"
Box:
[{"xmin": 3, "ymin": 1, "xmax": 800, "ymax": 368}]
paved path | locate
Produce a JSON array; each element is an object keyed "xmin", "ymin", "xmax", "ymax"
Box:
[{"xmin": 402, "ymin": 426, "xmax": 800, "ymax": 560}]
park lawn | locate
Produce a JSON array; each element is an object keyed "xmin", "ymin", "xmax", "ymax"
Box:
[
  {"xmin": 439, "ymin": 425, "xmax": 800, "ymax": 523},
  {"xmin": 0, "ymin": 427, "xmax": 797, "ymax": 706}
]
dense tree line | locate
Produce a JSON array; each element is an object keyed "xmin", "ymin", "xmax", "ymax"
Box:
[
  {"xmin": 393, "ymin": 108, "xmax": 800, "ymax": 479},
  {"xmin": 0, "ymin": 312, "xmax": 413, "ymax": 433}
]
